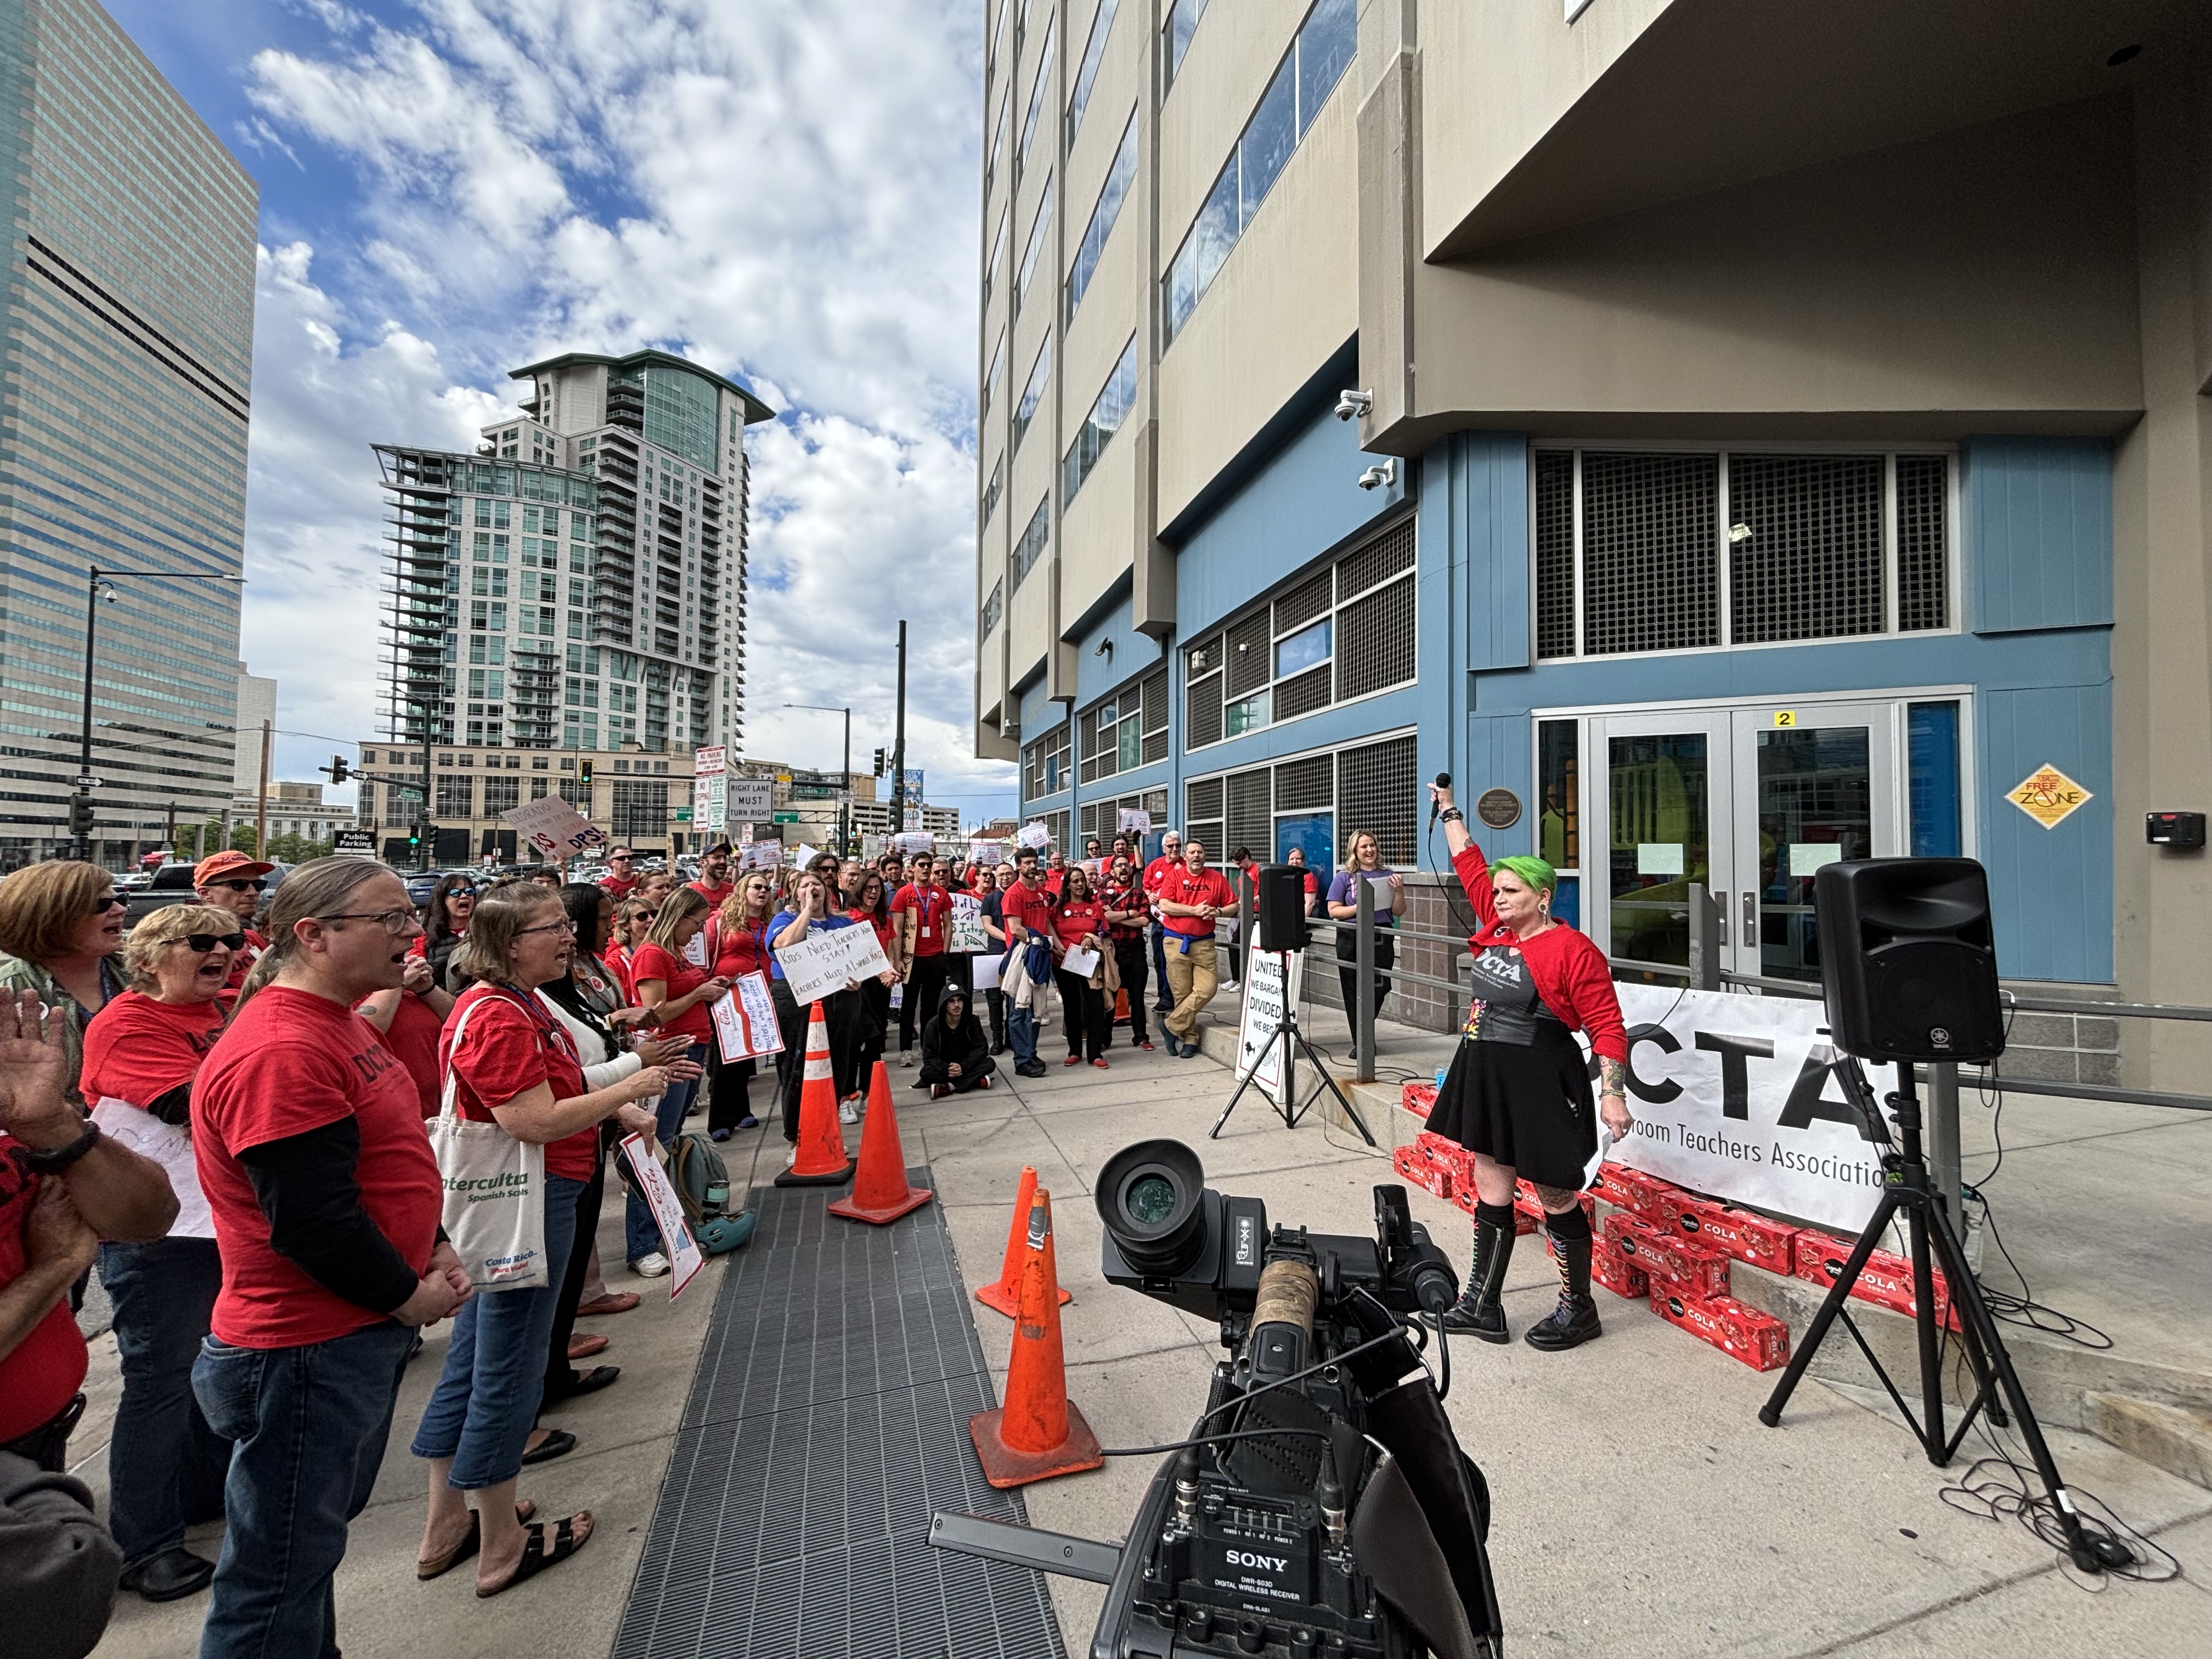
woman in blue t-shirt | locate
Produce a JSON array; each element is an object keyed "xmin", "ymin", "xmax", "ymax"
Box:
[{"xmin": 1326, "ymin": 830, "xmax": 1407, "ymax": 1059}]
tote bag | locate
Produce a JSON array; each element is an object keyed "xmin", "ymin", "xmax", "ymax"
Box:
[{"xmin": 428, "ymin": 996, "xmax": 550, "ymax": 1291}]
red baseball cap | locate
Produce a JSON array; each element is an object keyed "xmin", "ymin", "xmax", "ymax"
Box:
[{"xmin": 196, "ymin": 849, "xmax": 276, "ymax": 884}]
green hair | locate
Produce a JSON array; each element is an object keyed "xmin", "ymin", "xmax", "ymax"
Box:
[{"xmin": 1491, "ymin": 854, "xmax": 1558, "ymax": 898}]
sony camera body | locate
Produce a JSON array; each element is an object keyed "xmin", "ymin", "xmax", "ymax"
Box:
[{"xmin": 1086, "ymin": 1141, "xmax": 1503, "ymax": 1659}]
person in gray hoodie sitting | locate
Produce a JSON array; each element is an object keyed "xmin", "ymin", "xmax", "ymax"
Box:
[{"xmin": 918, "ymin": 983, "xmax": 994, "ymax": 1099}]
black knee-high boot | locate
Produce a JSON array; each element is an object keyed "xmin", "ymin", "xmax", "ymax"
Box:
[
  {"xmin": 1525, "ymin": 1204, "xmax": 1602, "ymax": 1351},
  {"xmin": 1440, "ymin": 1201, "xmax": 1515, "ymax": 1342}
]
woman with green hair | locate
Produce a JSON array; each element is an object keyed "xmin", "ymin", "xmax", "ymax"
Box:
[{"xmin": 1426, "ymin": 781, "xmax": 1633, "ymax": 1352}]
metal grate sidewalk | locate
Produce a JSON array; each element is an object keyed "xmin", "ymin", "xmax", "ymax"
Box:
[{"xmin": 613, "ymin": 1165, "xmax": 1069, "ymax": 1659}]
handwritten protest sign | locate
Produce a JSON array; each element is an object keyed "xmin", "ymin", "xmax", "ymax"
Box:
[
  {"xmin": 501, "ymin": 795, "xmax": 607, "ymax": 860},
  {"xmin": 710, "ymin": 971, "xmax": 784, "ymax": 1063},
  {"xmin": 775, "ymin": 923, "xmax": 893, "ymax": 1005}
]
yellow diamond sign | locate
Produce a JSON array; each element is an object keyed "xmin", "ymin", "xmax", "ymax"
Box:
[{"xmin": 2006, "ymin": 763, "xmax": 2094, "ymax": 830}]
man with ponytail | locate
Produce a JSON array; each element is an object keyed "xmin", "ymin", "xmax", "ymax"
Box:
[{"xmin": 190, "ymin": 858, "xmax": 466, "ymax": 1658}]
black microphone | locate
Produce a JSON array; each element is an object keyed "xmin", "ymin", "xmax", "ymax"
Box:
[{"xmin": 1429, "ymin": 771, "xmax": 1451, "ymax": 829}]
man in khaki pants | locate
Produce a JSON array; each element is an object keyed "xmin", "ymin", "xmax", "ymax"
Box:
[{"xmin": 1155, "ymin": 842, "xmax": 1238, "ymax": 1058}]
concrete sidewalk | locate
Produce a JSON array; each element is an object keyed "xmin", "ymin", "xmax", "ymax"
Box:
[{"xmin": 71, "ymin": 1002, "xmax": 2212, "ymax": 1657}]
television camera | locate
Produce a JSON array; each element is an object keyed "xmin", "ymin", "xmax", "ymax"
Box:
[{"xmin": 932, "ymin": 1139, "xmax": 1504, "ymax": 1658}]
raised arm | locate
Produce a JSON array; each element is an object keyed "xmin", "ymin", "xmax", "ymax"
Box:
[{"xmin": 1428, "ymin": 781, "xmax": 1498, "ymax": 931}]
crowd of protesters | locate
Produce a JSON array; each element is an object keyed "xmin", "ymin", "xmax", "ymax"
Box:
[{"xmin": 0, "ymin": 819, "xmax": 1408, "ymax": 1657}]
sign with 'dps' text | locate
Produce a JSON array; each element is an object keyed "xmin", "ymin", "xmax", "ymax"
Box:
[{"xmin": 502, "ymin": 794, "xmax": 607, "ymax": 859}]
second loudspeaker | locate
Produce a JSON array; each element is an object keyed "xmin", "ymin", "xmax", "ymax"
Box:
[{"xmin": 1256, "ymin": 865, "xmax": 1310, "ymax": 953}]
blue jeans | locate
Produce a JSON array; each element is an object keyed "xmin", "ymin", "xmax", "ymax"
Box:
[
  {"xmin": 193, "ymin": 1319, "xmax": 417, "ymax": 1659},
  {"xmin": 1150, "ymin": 923, "xmax": 1171, "ymax": 1009},
  {"xmin": 100, "ymin": 1236, "xmax": 231, "ymax": 1566},
  {"xmin": 412, "ymin": 1172, "xmax": 581, "ymax": 1490},
  {"xmin": 1008, "ymin": 1002, "xmax": 1039, "ymax": 1066},
  {"xmin": 625, "ymin": 1059, "xmax": 699, "ymax": 1262}
]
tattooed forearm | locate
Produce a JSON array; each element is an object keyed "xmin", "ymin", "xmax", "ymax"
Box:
[{"xmin": 1600, "ymin": 1058, "xmax": 1627, "ymax": 1097}]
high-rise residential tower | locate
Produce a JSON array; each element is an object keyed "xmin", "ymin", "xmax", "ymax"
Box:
[
  {"xmin": 375, "ymin": 349, "xmax": 770, "ymax": 769},
  {"xmin": 0, "ymin": 0, "xmax": 257, "ymax": 865}
]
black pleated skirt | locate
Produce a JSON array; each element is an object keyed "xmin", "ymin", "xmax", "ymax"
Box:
[{"xmin": 1425, "ymin": 1030, "xmax": 1597, "ymax": 1192}]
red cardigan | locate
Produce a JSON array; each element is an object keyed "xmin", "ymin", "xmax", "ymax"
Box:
[{"xmin": 1452, "ymin": 843, "xmax": 1629, "ymax": 1063}]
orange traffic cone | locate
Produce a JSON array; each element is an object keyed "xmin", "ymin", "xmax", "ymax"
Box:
[
  {"xmin": 773, "ymin": 1002, "xmax": 855, "ymax": 1188},
  {"xmin": 1114, "ymin": 988, "xmax": 1130, "ymax": 1022},
  {"xmin": 976, "ymin": 1165, "xmax": 1071, "ymax": 1317},
  {"xmin": 968, "ymin": 1188, "xmax": 1102, "ymax": 1488},
  {"xmin": 828, "ymin": 1062, "xmax": 933, "ymax": 1224}
]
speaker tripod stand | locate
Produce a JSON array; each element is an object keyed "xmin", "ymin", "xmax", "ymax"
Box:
[
  {"xmin": 1209, "ymin": 949, "xmax": 1377, "ymax": 1145},
  {"xmin": 1758, "ymin": 1056, "xmax": 2131, "ymax": 1575}
]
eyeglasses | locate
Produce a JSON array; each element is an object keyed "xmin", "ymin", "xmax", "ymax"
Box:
[
  {"xmin": 211, "ymin": 879, "xmax": 266, "ymax": 894},
  {"xmin": 89, "ymin": 894, "xmax": 127, "ymax": 915},
  {"xmin": 516, "ymin": 919, "xmax": 576, "ymax": 938},
  {"xmin": 179, "ymin": 933, "xmax": 246, "ymax": 954},
  {"xmin": 447, "ymin": 885, "xmax": 477, "ymax": 898},
  {"xmin": 318, "ymin": 909, "xmax": 420, "ymax": 935}
]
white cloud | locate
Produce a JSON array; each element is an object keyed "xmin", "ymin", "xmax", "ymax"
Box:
[{"xmin": 232, "ymin": 0, "xmax": 1015, "ymax": 819}]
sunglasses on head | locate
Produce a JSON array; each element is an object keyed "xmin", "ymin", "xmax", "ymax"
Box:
[
  {"xmin": 179, "ymin": 932, "xmax": 246, "ymax": 954},
  {"xmin": 212, "ymin": 878, "xmax": 266, "ymax": 894}
]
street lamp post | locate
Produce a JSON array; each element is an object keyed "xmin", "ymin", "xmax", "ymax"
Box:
[
  {"xmin": 783, "ymin": 703, "xmax": 852, "ymax": 855},
  {"xmin": 76, "ymin": 565, "xmax": 245, "ymax": 862}
]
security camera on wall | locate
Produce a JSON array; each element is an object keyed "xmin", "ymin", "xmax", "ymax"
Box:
[
  {"xmin": 1334, "ymin": 388, "xmax": 1373, "ymax": 421},
  {"xmin": 1357, "ymin": 459, "xmax": 1396, "ymax": 491}
]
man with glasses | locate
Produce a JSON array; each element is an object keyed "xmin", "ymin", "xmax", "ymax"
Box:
[
  {"xmin": 195, "ymin": 850, "xmax": 274, "ymax": 1005},
  {"xmin": 598, "ymin": 849, "xmax": 639, "ymax": 901}
]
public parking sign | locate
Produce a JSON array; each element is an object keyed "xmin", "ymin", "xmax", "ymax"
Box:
[{"xmin": 333, "ymin": 829, "xmax": 376, "ymax": 855}]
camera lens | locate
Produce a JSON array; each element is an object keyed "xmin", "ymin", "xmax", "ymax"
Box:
[{"xmin": 1097, "ymin": 1139, "xmax": 1209, "ymax": 1278}]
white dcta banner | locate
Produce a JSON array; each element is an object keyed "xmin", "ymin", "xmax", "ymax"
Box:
[{"xmin": 1584, "ymin": 985, "xmax": 1903, "ymax": 1235}]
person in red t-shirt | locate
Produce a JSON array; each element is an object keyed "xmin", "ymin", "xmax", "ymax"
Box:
[
  {"xmin": 79, "ymin": 904, "xmax": 242, "ymax": 1597},
  {"xmin": 702, "ymin": 873, "xmax": 777, "ymax": 1138},
  {"xmin": 410, "ymin": 883, "xmax": 676, "ymax": 1597},
  {"xmin": 891, "ymin": 857, "xmax": 957, "ymax": 1064},
  {"xmin": 188, "ymin": 859, "xmax": 467, "ymax": 1655},
  {"xmin": 358, "ymin": 950, "xmax": 455, "ymax": 1119},
  {"xmin": 1284, "ymin": 844, "xmax": 1322, "ymax": 912},
  {"xmin": 193, "ymin": 849, "xmax": 274, "ymax": 1006},
  {"xmin": 605, "ymin": 897, "xmax": 656, "ymax": 1004},
  {"xmin": 597, "ymin": 848, "xmax": 640, "ymax": 901},
  {"xmin": 623, "ymin": 889, "xmax": 727, "ymax": 1273},
  {"xmin": 1048, "ymin": 866, "xmax": 1110, "ymax": 1068},
  {"xmin": 843, "ymin": 870, "xmax": 899, "ymax": 1103},
  {"xmin": 997, "ymin": 850, "xmax": 1056, "ymax": 1076},
  {"xmin": 687, "ymin": 843, "xmax": 735, "ymax": 910},
  {"xmin": 1141, "ymin": 829, "xmax": 1184, "ymax": 1017},
  {"xmin": 1098, "ymin": 854, "xmax": 1153, "ymax": 1051},
  {"xmin": 1156, "ymin": 842, "xmax": 1238, "ymax": 1056}
]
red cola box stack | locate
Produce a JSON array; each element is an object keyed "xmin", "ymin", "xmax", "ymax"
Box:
[
  {"xmin": 1401, "ymin": 1082, "xmax": 1437, "ymax": 1119},
  {"xmin": 1792, "ymin": 1229, "xmax": 1960, "ymax": 1331},
  {"xmin": 1649, "ymin": 1285, "xmax": 1792, "ymax": 1370},
  {"xmin": 1593, "ymin": 1167, "xmax": 1794, "ymax": 1373}
]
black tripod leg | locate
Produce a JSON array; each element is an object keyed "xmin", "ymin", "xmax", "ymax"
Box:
[
  {"xmin": 1291, "ymin": 1028, "xmax": 1377, "ymax": 1146},
  {"xmin": 1906, "ymin": 1201, "xmax": 1948, "ymax": 1464},
  {"xmin": 1760, "ymin": 1191, "xmax": 1905, "ymax": 1428},
  {"xmin": 1210, "ymin": 1032, "xmax": 1276, "ymax": 1139}
]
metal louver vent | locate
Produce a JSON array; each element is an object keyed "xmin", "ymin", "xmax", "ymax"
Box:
[
  {"xmin": 1336, "ymin": 576, "xmax": 1415, "ymax": 701},
  {"xmin": 1273, "ymin": 753, "xmax": 1332, "ymax": 812},
  {"xmin": 1185, "ymin": 776, "xmax": 1223, "ymax": 822},
  {"xmin": 1897, "ymin": 454, "xmax": 1948, "ymax": 631},
  {"xmin": 1338, "ymin": 516, "xmax": 1415, "ymax": 600},
  {"xmin": 1142, "ymin": 668, "xmax": 1170, "ymax": 729},
  {"xmin": 1273, "ymin": 571, "xmax": 1331, "ymax": 636},
  {"xmin": 1225, "ymin": 769, "xmax": 1272, "ymax": 858},
  {"xmin": 1224, "ymin": 612, "xmax": 1272, "ymax": 697},
  {"xmin": 1186, "ymin": 673, "xmax": 1222, "ymax": 748},
  {"xmin": 1079, "ymin": 708, "xmax": 1103, "ymax": 783},
  {"xmin": 1730, "ymin": 454, "xmax": 1883, "ymax": 645},
  {"xmin": 1535, "ymin": 450, "xmax": 1575, "ymax": 658},
  {"xmin": 1273, "ymin": 663, "xmax": 1331, "ymax": 722},
  {"xmin": 1336, "ymin": 735, "xmax": 1417, "ymax": 865},
  {"xmin": 1582, "ymin": 453, "xmax": 1718, "ymax": 655}
]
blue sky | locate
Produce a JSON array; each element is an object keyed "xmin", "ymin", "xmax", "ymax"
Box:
[{"xmin": 106, "ymin": 0, "xmax": 1012, "ymax": 825}]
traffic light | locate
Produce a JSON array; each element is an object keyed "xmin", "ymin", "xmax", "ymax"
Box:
[
  {"xmin": 408, "ymin": 828, "xmax": 420, "ymax": 847},
  {"xmin": 873, "ymin": 747, "xmax": 887, "ymax": 776},
  {"xmin": 67, "ymin": 796, "xmax": 94, "ymax": 837},
  {"xmin": 578, "ymin": 759, "xmax": 595, "ymax": 789},
  {"xmin": 321, "ymin": 753, "xmax": 352, "ymax": 786}
]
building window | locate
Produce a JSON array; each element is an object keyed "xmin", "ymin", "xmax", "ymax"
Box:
[
  {"xmin": 1184, "ymin": 731, "xmax": 1414, "ymax": 871},
  {"xmin": 1014, "ymin": 335, "xmax": 1052, "ymax": 453},
  {"xmin": 1017, "ymin": 176, "xmax": 1054, "ymax": 312},
  {"xmin": 436, "ymin": 776, "xmax": 474, "ymax": 819},
  {"xmin": 1080, "ymin": 665, "xmax": 1169, "ymax": 783},
  {"xmin": 1164, "ymin": 0, "xmax": 1353, "ymax": 345},
  {"xmin": 981, "ymin": 579, "xmax": 1005, "ymax": 640},
  {"xmin": 1018, "ymin": 9, "xmax": 1055, "ymax": 171},
  {"xmin": 1080, "ymin": 787, "xmax": 1169, "ymax": 842},
  {"xmin": 610, "ymin": 778, "xmax": 668, "ymax": 835},
  {"xmin": 1066, "ymin": 0, "xmax": 1120, "ymax": 149},
  {"xmin": 1160, "ymin": 0, "xmax": 1208, "ymax": 95},
  {"xmin": 1183, "ymin": 515, "xmax": 1414, "ymax": 748},
  {"xmin": 1063, "ymin": 336, "xmax": 1138, "ymax": 508},
  {"xmin": 482, "ymin": 777, "xmax": 521, "ymax": 815},
  {"xmin": 983, "ymin": 330, "xmax": 1006, "ymax": 416},
  {"xmin": 1066, "ymin": 112, "xmax": 1137, "ymax": 323},
  {"xmin": 1023, "ymin": 722, "xmax": 1073, "ymax": 798},
  {"xmin": 988, "ymin": 89, "xmax": 1011, "ymax": 195},
  {"xmin": 985, "ymin": 208, "xmax": 1008, "ymax": 309},
  {"xmin": 981, "ymin": 455, "xmax": 1004, "ymax": 530},
  {"xmin": 1532, "ymin": 448, "xmax": 1954, "ymax": 659},
  {"xmin": 1011, "ymin": 496, "xmax": 1050, "ymax": 591}
]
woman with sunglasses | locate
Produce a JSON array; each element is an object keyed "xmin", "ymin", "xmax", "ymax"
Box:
[
  {"xmin": 413, "ymin": 874, "xmax": 478, "ymax": 992},
  {"xmin": 0, "ymin": 859, "xmax": 129, "ymax": 1110},
  {"xmin": 605, "ymin": 898, "xmax": 656, "ymax": 1003},
  {"xmin": 76, "ymin": 904, "xmax": 244, "ymax": 1601},
  {"xmin": 191, "ymin": 850, "xmax": 276, "ymax": 1003},
  {"xmin": 704, "ymin": 874, "xmax": 777, "ymax": 1139},
  {"xmin": 623, "ymin": 890, "xmax": 729, "ymax": 1277},
  {"xmin": 843, "ymin": 870, "xmax": 898, "ymax": 1113}
]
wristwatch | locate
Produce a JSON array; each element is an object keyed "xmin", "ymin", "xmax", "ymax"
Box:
[{"xmin": 23, "ymin": 1119, "xmax": 101, "ymax": 1172}]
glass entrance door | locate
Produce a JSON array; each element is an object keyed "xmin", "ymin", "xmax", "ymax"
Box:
[
  {"xmin": 1591, "ymin": 712, "xmax": 1731, "ymax": 971},
  {"xmin": 1728, "ymin": 703, "xmax": 1904, "ymax": 983}
]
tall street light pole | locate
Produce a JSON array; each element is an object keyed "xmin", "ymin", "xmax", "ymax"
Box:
[
  {"xmin": 77, "ymin": 565, "xmax": 245, "ymax": 862},
  {"xmin": 783, "ymin": 703, "xmax": 852, "ymax": 854},
  {"xmin": 889, "ymin": 620, "xmax": 907, "ymax": 840}
]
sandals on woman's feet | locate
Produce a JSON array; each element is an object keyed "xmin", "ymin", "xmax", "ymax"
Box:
[
  {"xmin": 416, "ymin": 1501, "xmax": 537, "ymax": 1580},
  {"xmin": 476, "ymin": 1513, "xmax": 593, "ymax": 1598}
]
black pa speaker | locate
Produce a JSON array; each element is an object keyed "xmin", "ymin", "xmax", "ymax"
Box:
[
  {"xmin": 1256, "ymin": 865, "xmax": 1310, "ymax": 953},
  {"xmin": 1812, "ymin": 857, "xmax": 2005, "ymax": 1064}
]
